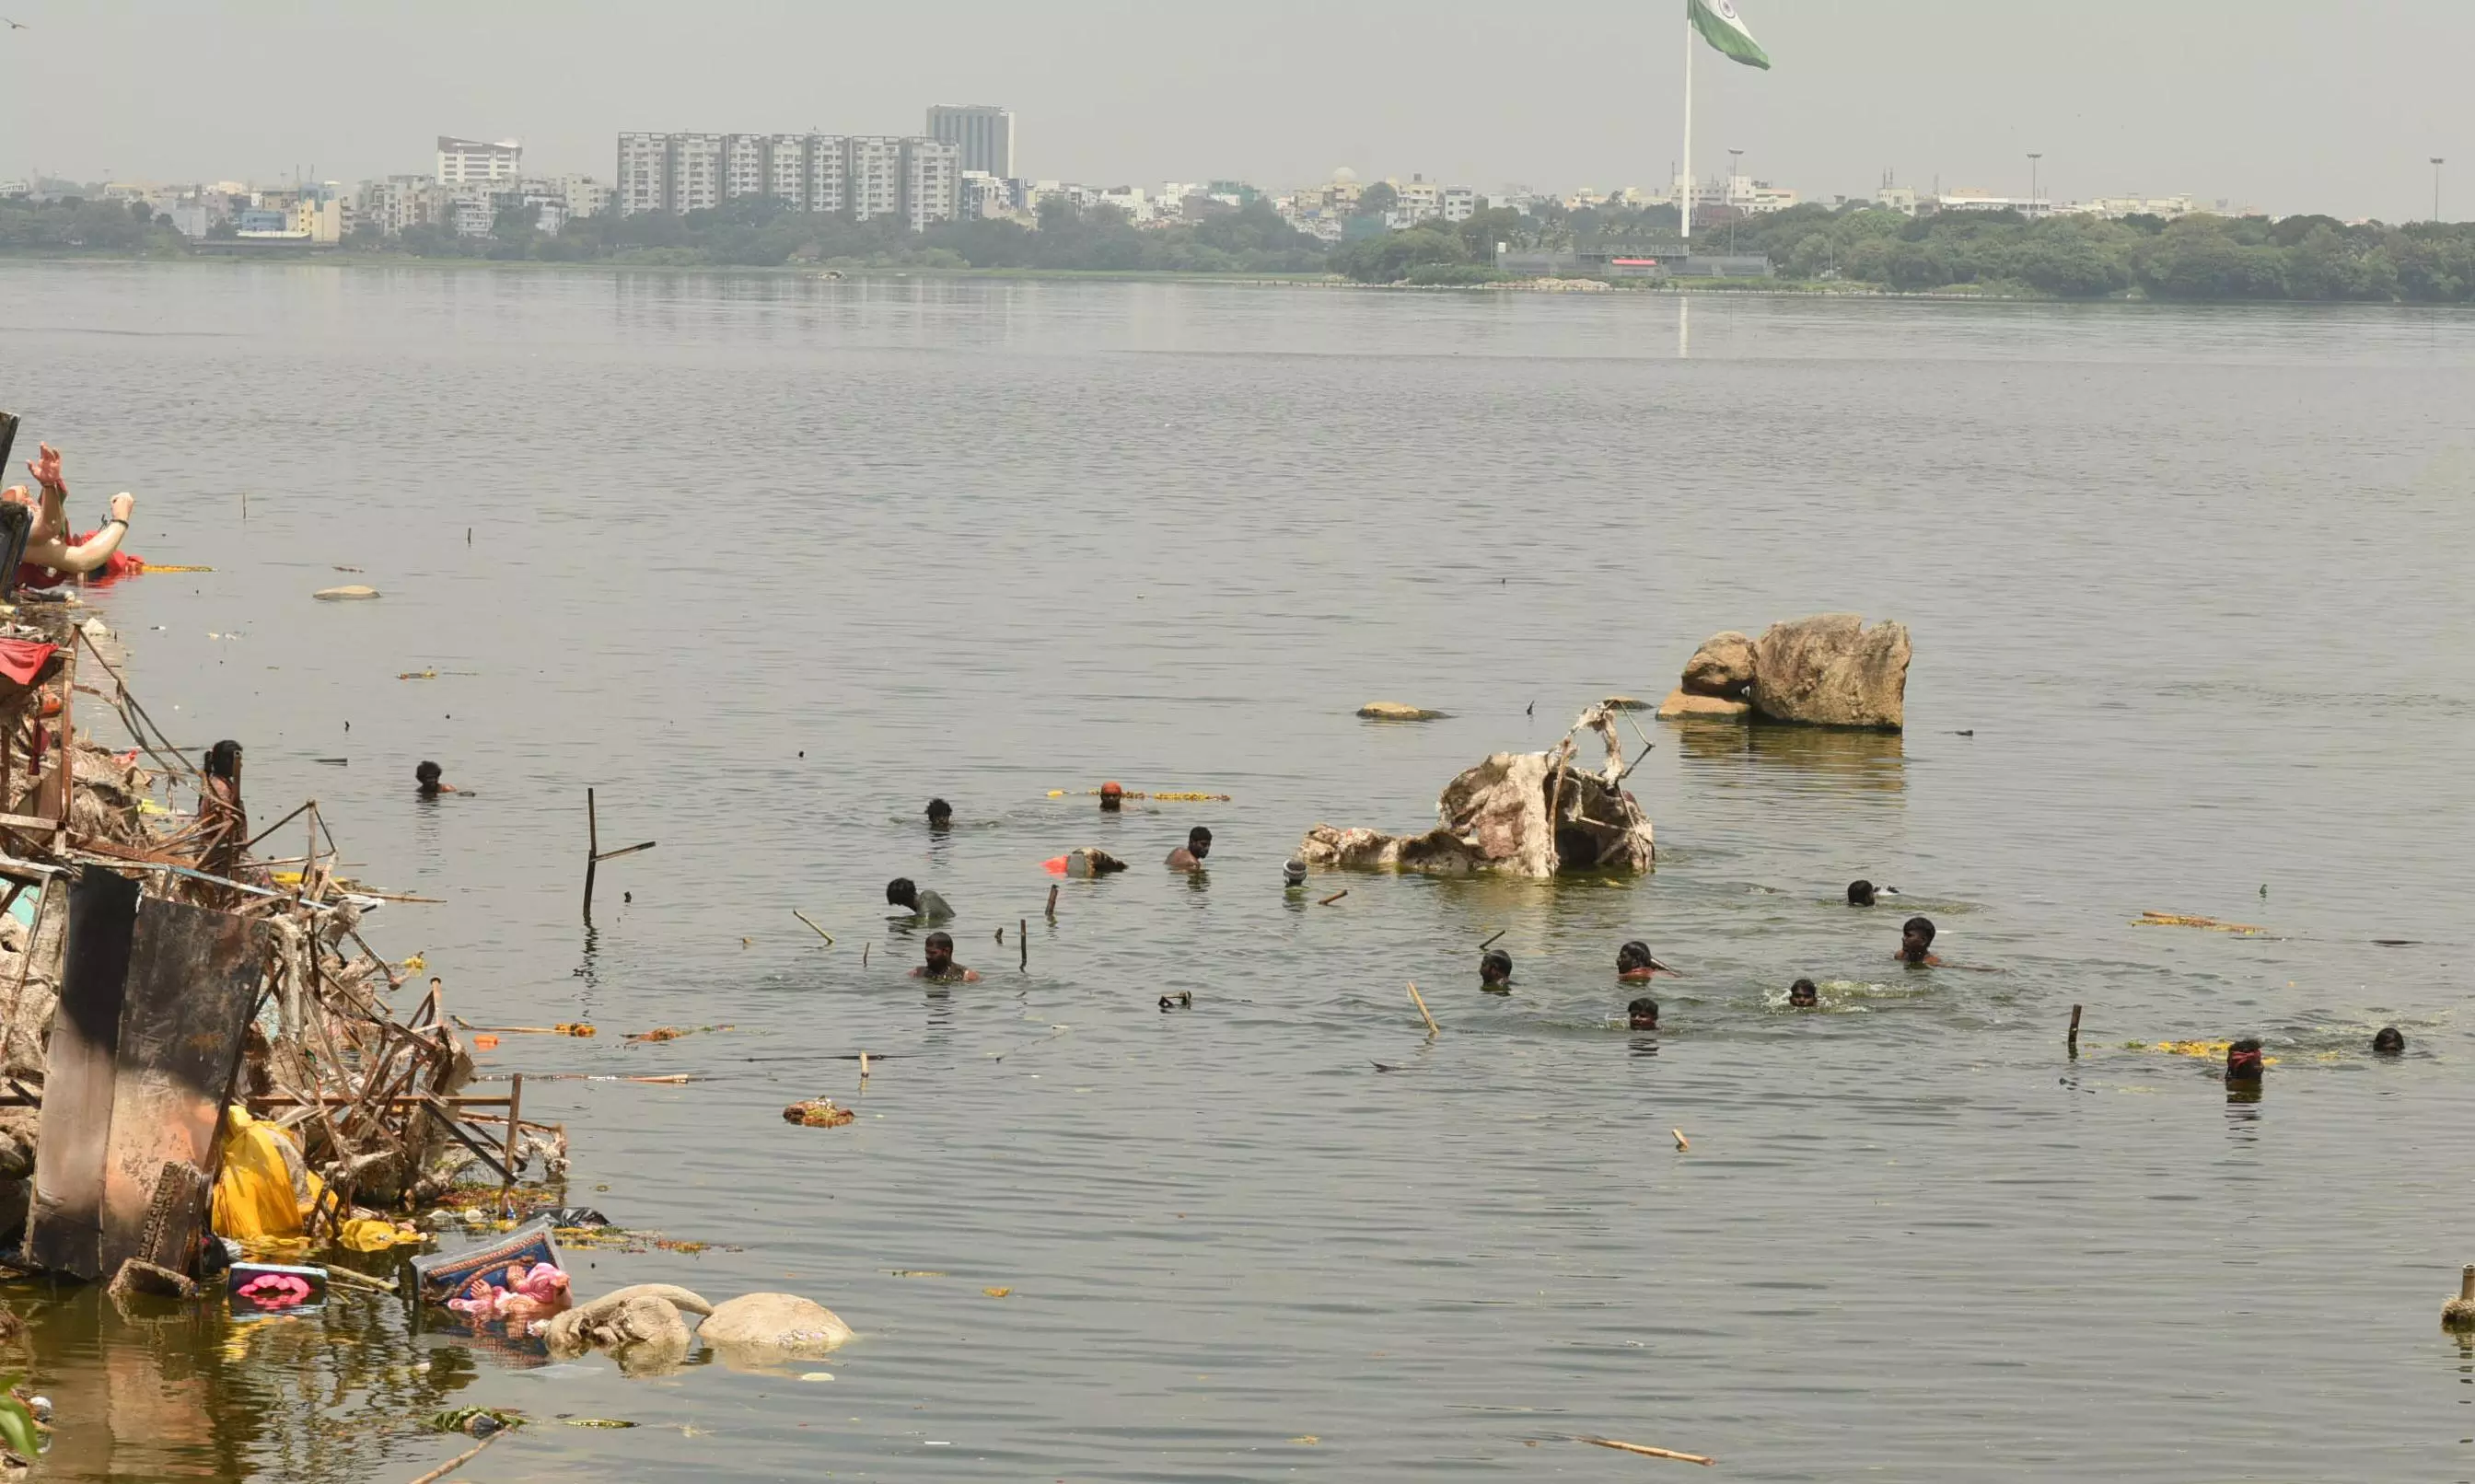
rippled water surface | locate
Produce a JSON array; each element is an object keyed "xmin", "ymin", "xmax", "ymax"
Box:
[{"xmin": 4, "ymin": 263, "xmax": 2474, "ymax": 1481}]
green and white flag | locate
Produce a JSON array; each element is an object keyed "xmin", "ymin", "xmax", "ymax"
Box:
[{"xmin": 1690, "ymin": 0, "xmax": 1771, "ymax": 69}]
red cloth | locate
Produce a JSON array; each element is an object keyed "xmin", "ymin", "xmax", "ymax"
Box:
[
  {"xmin": 0, "ymin": 639, "xmax": 55, "ymax": 687},
  {"xmin": 17, "ymin": 530, "xmax": 148, "ymax": 589}
]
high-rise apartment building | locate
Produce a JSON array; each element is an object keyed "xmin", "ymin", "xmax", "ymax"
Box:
[
  {"xmin": 436, "ymin": 136, "xmax": 523, "ymax": 187},
  {"xmin": 926, "ymin": 105, "xmax": 1014, "ymax": 179},
  {"xmin": 612, "ymin": 132, "xmax": 958, "ymax": 226}
]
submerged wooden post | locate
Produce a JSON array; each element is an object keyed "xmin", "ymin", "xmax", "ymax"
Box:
[
  {"xmin": 499, "ymin": 1072, "xmax": 524, "ymax": 1194},
  {"xmin": 2445, "ymin": 1266, "xmax": 2475, "ymax": 1329},
  {"xmin": 1045, "ymin": 883, "xmax": 1059, "ymax": 920},
  {"xmin": 1019, "ymin": 918, "xmax": 1028, "ymax": 972},
  {"xmin": 583, "ymin": 789, "xmax": 598, "ymax": 922},
  {"xmin": 2068, "ymin": 1003, "xmax": 2083, "ymax": 1057}
]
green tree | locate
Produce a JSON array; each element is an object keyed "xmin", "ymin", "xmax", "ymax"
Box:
[{"xmin": 1354, "ymin": 181, "xmax": 1399, "ymax": 218}]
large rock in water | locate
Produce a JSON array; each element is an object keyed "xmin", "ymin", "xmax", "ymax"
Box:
[
  {"xmin": 1749, "ymin": 614, "xmax": 1911, "ymax": 730},
  {"xmin": 1296, "ymin": 706, "xmax": 1653, "ymax": 879},
  {"xmin": 1680, "ymin": 631, "xmax": 1756, "ymax": 698}
]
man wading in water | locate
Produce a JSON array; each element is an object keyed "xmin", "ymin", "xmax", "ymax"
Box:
[
  {"xmin": 1896, "ymin": 917, "xmax": 1944, "ymax": 967},
  {"xmin": 1166, "ymin": 827, "xmax": 1211, "ymax": 871},
  {"xmin": 887, "ymin": 877, "xmax": 954, "ymax": 922},
  {"xmin": 911, "ymin": 931, "xmax": 980, "ymax": 983}
]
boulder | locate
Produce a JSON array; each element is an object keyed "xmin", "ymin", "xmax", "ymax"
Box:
[
  {"xmin": 1356, "ymin": 702, "xmax": 1448, "ymax": 721},
  {"xmin": 1296, "ymin": 705, "xmax": 1653, "ymax": 879},
  {"xmin": 1749, "ymin": 614, "xmax": 1911, "ymax": 730},
  {"xmin": 1656, "ymin": 689, "xmax": 1753, "ymax": 720},
  {"xmin": 699, "ymin": 1292, "xmax": 854, "ymax": 1360},
  {"xmin": 1680, "ymin": 631, "xmax": 1756, "ymax": 698}
]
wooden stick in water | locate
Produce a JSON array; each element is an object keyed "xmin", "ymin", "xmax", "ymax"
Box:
[
  {"xmin": 1319, "ymin": 888, "xmax": 1349, "ymax": 907},
  {"xmin": 1407, "ymin": 982, "xmax": 1437, "ymax": 1036},
  {"xmin": 498, "ymin": 1073, "xmax": 524, "ymax": 1193},
  {"xmin": 1019, "ymin": 918, "xmax": 1028, "ymax": 971},
  {"xmin": 405, "ymin": 1430, "xmax": 503, "ymax": 1484},
  {"xmin": 583, "ymin": 788, "xmax": 598, "ymax": 922},
  {"xmin": 1478, "ymin": 928, "xmax": 1506, "ymax": 951},
  {"xmin": 1580, "ymin": 1436, "xmax": 1714, "ymax": 1466},
  {"xmin": 2067, "ymin": 1003, "xmax": 2083, "ymax": 1056},
  {"xmin": 858, "ymin": 1051, "xmax": 869, "ymax": 1081},
  {"xmin": 1046, "ymin": 883, "xmax": 1059, "ymax": 920},
  {"xmin": 1671, "ymin": 1129, "xmax": 1689, "ymax": 1151},
  {"xmin": 793, "ymin": 910, "xmax": 834, "ymax": 945},
  {"xmin": 862, "ymin": 943, "xmax": 869, "ymax": 968}
]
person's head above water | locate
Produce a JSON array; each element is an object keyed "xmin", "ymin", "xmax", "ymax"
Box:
[
  {"xmin": 923, "ymin": 931, "xmax": 955, "ymax": 972},
  {"xmin": 1481, "ymin": 949, "xmax": 1513, "ymax": 987},
  {"xmin": 1789, "ymin": 978, "xmax": 1819, "ymax": 1008},
  {"xmin": 1616, "ymin": 940, "xmax": 1656, "ymax": 980},
  {"xmin": 1283, "ymin": 858, "xmax": 1307, "ymax": 887},
  {"xmin": 1848, "ymin": 879, "xmax": 1877, "ymax": 907},
  {"xmin": 415, "ymin": 759, "xmax": 445, "ymax": 795},
  {"xmin": 1627, "ymin": 996, "xmax": 1659, "ymax": 1030},
  {"xmin": 1900, "ymin": 916, "xmax": 1937, "ymax": 963},
  {"xmin": 205, "ymin": 738, "xmax": 243, "ymax": 783},
  {"xmin": 926, "ymin": 797, "xmax": 952, "ymax": 827},
  {"xmin": 2225, "ymin": 1037, "xmax": 2266, "ymax": 1081},
  {"xmin": 2374, "ymin": 1026, "xmax": 2406, "ymax": 1056},
  {"xmin": 1187, "ymin": 827, "xmax": 1212, "ymax": 861},
  {"xmin": 1099, "ymin": 781, "xmax": 1125, "ymax": 812},
  {"xmin": 886, "ymin": 877, "xmax": 920, "ymax": 910}
]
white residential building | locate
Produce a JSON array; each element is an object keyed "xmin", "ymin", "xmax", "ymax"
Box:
[
  {"xmin": 617, "ymin": 133, "xmax": 671, "ymax": 215},
  {"xmin": 670, "ymin": 133, "xmax": 725, "ymax": 214},
  {"xmin": 436, "ymin": 136, "xmax": 522, "ymax": 187},
  {"xmin": 556, "ymin": 176, "xmax": 611, "ymax": 220},
  {"xmin": 358, "ymin": 175, "xmax": 443, "ymax": 235},
  {"xmin": 611, "ymin": 132, "xmax": 957, "ymax": 225},
  {"xmin": 1442, "ymin": 185, "xmax": 1478, "ymax": 223},
  {"xmin": 901, "ymin": 139, "xmax": 959, "ymax": 232},
  {"xmin": 806, "ymin": 137, "xmax": 850, "ymax": 214}
]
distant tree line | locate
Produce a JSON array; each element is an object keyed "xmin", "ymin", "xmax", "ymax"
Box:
[
  {"xmin": 12, "ymin": 186, "xmax": 2475, "ymax": 302},
  {"xmin": 0, "ymin": 197, "xmax": 186, "ymax": 254},
  {"xmin": 372, "ymin": 194, "xmax": 1327, "ymax": 274}
]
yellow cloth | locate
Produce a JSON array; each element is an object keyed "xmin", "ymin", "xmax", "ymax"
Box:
[{"xmin": 210, "ymin": 1107, "xmax": 322, "ymax": 1242}]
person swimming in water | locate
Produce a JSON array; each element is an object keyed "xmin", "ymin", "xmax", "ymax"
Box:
[
  {"xmin": 1627, "ymin": 996, "xmax": 1659, "ymax": 1030},
  {"xmin": 1617, "ymin": 941, "xmax": 1659, "ymax": 981},
  {"xmin": 910, "ymin": 931, "xmax": 980, "ymax": 983},
  {"xmin": 886, "ymin": 876, "xmax": 954, "ymax": 922},
  {"xmin": 2225, "ymin": 1038, "xmax": 2266, "ymax": 1084},
  {"xmin": 1481, "ymin": 949, "xmax": 1512, "ymax": 991},
  {"xmin": 1896, "ymin": 916, "xmax": 1942, "ymax": 967},
  {"xmin": 1166, "ymin": 826, "xmax": 1211, "ymax": 871},
  {"xmin": 1283, "ymin": 858, "xmax": 1307, "ymax": 888},
  {"xmin": 415, "ymin": 760, "xmax": 456, "ymax": 798},
  {"xmin": 1788, "ymin": 978, "xmax": 1819, "ymax": 1008},
  {"xmin": 1848, "ymin": 880, "xmax": 1877, "ymax": 907},
  {"xmin": 926, "ymin": 797, "xmax": 953, "ymax": 829},
  {"xmin": 2373, "ymin": 1026, "xmax": 2405, "ymax": 1056},
  {"xmin": 1099, "ymin": 781, "xmax": 1125, "ymax": 813}
]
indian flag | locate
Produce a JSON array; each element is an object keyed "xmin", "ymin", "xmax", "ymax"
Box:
[{"xmin": 1690, "ymin": 0, "xmax": 1771, "ymax": 69}]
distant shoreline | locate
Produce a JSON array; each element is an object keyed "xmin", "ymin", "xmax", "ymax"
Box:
[{"xmin": 3, "ymin": 250, "xmax": 2471, "ymax": 308}]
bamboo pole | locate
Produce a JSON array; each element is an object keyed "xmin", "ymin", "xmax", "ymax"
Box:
[
  {"xmin": 1407, "ymin": 982, "xmax": 1437, "ymax": 1036},
  {"xmin": 1019, "ymin": 918, "xmax": 1028, "ymax": 972},
  {"xmin": 1581, "ymin": 1436, "xmax": 1714, "ymax": 1466},
  {"xmin": 2068, "ymin": 1003, "xmax": 2083, "ymax": 1056},
  {"xmin": 1319, "ymin": 888, "xmax": 1349, "ymax": 906},
  {"xmin": 583, "ymin": 789, "xmax": 598, "ymax": 922},
  {"xmin": 1045, "ymin": 883, "xmax": 1059, "ymax": 920},
  {"xmin": 793, "ymin": 910, "xmax": 834, "ymax": 945}
]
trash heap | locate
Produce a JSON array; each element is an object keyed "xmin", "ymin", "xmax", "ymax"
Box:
[
  {"xmin": 0, "ymin": 609, "xmax": 563, "ymax": 1295},
  {"xmin": 1298, "ymin": 703, "xmax": 1656, "ymax": 879}
]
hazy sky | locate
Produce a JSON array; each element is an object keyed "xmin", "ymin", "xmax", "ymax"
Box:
[{"xmin": 7, "ymin": 1, "xmax": 2469, "ymax": 220}]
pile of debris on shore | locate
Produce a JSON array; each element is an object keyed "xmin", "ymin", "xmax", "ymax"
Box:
[{"xmin": 0, "ymin": 604, "xmax": 561, "ymax": 1303}]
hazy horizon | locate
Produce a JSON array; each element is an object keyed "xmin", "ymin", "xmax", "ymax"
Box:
[{"xmin": 7, "ymin": 0, "xmax": 2469, "ymax": 221}]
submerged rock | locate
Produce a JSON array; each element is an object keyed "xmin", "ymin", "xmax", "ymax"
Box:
[
  {"xmin": 1679, "ymin": 632, "xmax": 1756, "ymax": 698},
  {"xmin": 1749, "ymin": 614, "xmax": 1911, "ymax": 730},
  {"xmin": 1656, "ymin": 689, "xmax": 1753, "ymax": 720},
  {"xmin": 1355, "ymin": 701, "xmax": 1449, "ymax": 721},
  {"xmin": 1297, "ymin": 705, "xmax": 1652, "ymax": 880}
]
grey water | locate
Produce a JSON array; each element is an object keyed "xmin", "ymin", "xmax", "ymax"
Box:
[{"xmin": 3, "ymin": 262, "xmax": 2473, "ymax": 1481}]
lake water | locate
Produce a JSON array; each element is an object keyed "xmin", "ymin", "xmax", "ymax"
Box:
[{"xmin": 4, "ymin": 262, "xmax": 2474, "ymax": 1481}]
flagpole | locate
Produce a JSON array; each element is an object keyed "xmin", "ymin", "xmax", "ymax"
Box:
[{"xmin": 1679, "ymin": 2, "xmax": 1693, "ymax": 251}]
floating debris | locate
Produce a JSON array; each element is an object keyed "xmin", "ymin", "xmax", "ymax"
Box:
[
  {"xmin": 784, "ymin": 1098, "xmax": 856, "ymax": 1128},
  {"xmin": 2136, "ymin": 911, "xmax": 2264, "ymax": 934}
]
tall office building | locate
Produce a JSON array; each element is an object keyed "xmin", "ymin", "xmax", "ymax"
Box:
[
  {"xmin": 926, "ymin": 105, "xmax": 1014, "ymax": 179},
  {"xmin": 612, "ymin": 132, "xmax": 958, "ymax": 225},
  {"xmin": 436, "ymin": 136, "xmax": 523, "ymax": 187}
]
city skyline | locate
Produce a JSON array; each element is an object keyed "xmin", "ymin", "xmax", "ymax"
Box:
[{"xmin": 3, "ymin": 0, "xmax": 2469, "ymax": 223}]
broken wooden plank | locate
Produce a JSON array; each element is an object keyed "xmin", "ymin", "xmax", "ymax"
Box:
[{"xmin": 26, "ymin": 868, "xmax": 142, "ymax": 1278}]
